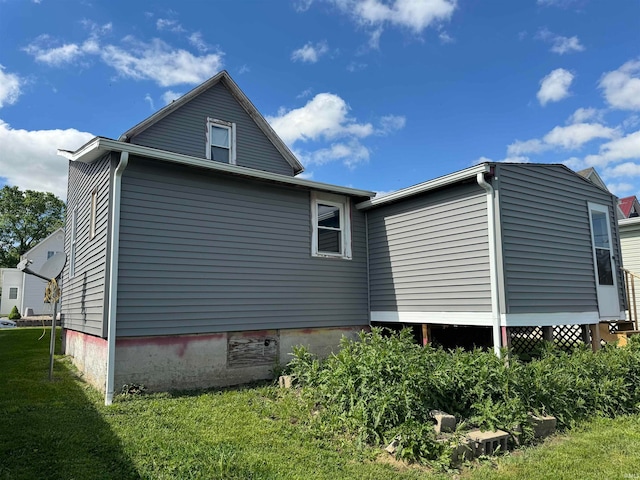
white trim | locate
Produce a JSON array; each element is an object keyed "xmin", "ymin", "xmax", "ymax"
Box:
[
  {"xmin": 311, "ymin": 192, "xmax": 352, "ymax": 259},
  {"xmin": 105, "ymin": 151, "xmax": 129, "ymax": 406},
  {"xmin": 89, "ymin": 189, "xmax": 97, "ymax": 240},
  {"xmin": 371, "ymin": 311, "xmax": 494, "ymax": 326},
  {"xmin": 205, "ymin": 118, "xmax": 236, "ymax": 165},
  {"xmin": 356, "ymin": 163, "xmax": 490, "ymax": 210},
  {"xmin": 58, "ymin": 137, "xmax": 374, "ymax": 199},
  {"xmin": 618, "ymin": 216, "xmax": 640, "ymax": 227},
  {"xmin": 501, "ymin": 312, "xmax": 600, "ymax": 327}
]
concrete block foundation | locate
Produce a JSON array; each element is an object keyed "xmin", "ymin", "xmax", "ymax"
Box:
[{"xmin": 63, "ymin": 325, "xmax": 366, "ymax": 394}]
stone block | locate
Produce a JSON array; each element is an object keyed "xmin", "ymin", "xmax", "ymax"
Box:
[
  {"xmin": 430, "ymin": 409, "xmax": 456, "ymax": 434},
  {"xmin": 466, "ymin": 429, "xmax": 509, "ymax": 455},
  {"xmin": 278, "ymin": 375, "xmax": 293, "ymax": 389},
  {"xmin": 23, "ymin": 307, "xmax": 34, "ymax": 317},
  {"xmin": 528, "ymin": 414, "xmax": 556, "ymax": 439}
]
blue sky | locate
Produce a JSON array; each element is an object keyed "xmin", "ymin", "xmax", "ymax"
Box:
[{"xmin": 0, "ymin": 0, "xmax": 638, "ymax": 200}]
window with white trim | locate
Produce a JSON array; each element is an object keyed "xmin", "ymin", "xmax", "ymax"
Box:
[
  {"xmin": 9, "ymin": 287, "xmax": 18, "ymax": 300},
  {"xmin": 69, "ymin": 207, "xmax": 77, "ymax": 278},
  {"xmin": 311, "ymin": 192, "xmax": 352, "ymax": 259},
  {"xmin": 206, "ymin": 118, "xmax": 236, "ymax": 164}
]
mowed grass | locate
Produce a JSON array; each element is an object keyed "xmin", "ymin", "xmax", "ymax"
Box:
[{"xmin": 1, "ymin": 328, "xmax": 640, "ymax": 480}]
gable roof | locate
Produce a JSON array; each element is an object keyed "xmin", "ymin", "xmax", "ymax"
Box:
[
  {"xmin": 21, "ymin": 227, "xmax": 64, "ymax": 258},
  {"xmin": 118, "ymin": 70, "xmax": 304, "ymax": 175},
  {"xmin": 576, "ymin": 167, "xmax": 609, "ymax": 192},
  {"xmin": 619, "ymin": 195, "xmax": 640, "ymax": 218}
]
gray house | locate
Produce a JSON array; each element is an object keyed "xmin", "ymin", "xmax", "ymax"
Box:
[{"xmin": 58, "ymin": 71, "xmax": 625, "ymax": 404}]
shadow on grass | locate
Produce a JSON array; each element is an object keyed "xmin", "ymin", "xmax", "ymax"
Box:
[{"xmin": 0, "ymin": 329, "xmax": 140, "ymax": 480}]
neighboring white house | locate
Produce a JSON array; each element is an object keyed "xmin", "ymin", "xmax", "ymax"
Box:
[
  {"xmin": 0, "ymin": 228, "xmax": 65, "ymax": 317},
  {"xmin": 0, "ymin": 268, "xmax": 23, "ymax": 316},
  {"xmin": 20, "ymin": 227, "xmax": 65, "ymax": 315}
]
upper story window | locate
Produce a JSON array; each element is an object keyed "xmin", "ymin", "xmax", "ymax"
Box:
[
  {"xmin": 311, "ymin": 192, "xmax": 352, "ymax": 260},
  {"xmin": 206, "ymin": 118, "xmax": 236, "ymax": 164}
]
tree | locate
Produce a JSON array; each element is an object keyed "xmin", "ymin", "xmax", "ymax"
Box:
[{"xmin": 0, "ymin": 186, "xmax": 65, "ymax": 268}]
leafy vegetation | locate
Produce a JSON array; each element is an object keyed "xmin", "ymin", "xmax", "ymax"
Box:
[
  {"xmin": 7, "ymin": 305, "xmax": 21, "ymax": 320},
  {"xmin": 287, "ymin": 328, "xmax": 640, "ymax": 465},
  {"xmin": 0, "ymin": 186, "xmax": 65, "ymax": 268}
]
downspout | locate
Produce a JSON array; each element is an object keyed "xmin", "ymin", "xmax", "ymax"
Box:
[
  {"xmin": 105, "ymin": 151, "xmax": 129, "ymax": 405},
  {"xmin": 477, "ymin": 172, "xmax": 501, "ymax": 357}
]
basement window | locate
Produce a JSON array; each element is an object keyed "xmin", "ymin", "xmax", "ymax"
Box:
[
  {"xmin": 311, "ymin": 192, "xmax": 352, "ymax": 259},
  {"xmin": 206, "ymin": 118, "xmax": 236, "ymax": 164}
]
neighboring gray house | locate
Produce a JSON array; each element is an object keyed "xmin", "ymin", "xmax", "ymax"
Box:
[
  {"xmin": 0, "ymin": 268, "xmax": 23, "ymax": 316},
  {"xmin": 58, "ymin": 71, "xmax": 626, "ymax": 404}
]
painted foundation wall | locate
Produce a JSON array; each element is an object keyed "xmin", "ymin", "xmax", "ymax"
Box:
[
  {"xmin": 62, "ymin": 329, "xmax": 107, "ymax": 391},
  {"xmin": 64, "ymin": 326, "xmax": 366, "ymax": 393}
]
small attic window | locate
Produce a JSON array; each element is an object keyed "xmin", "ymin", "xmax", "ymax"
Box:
[{"xmin": 206, "ymin": 118, "xmax": 236, "ymax": 164}]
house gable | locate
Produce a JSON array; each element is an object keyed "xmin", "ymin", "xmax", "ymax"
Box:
[{"xmin": 121, "ymin": 72, "xmax": 302, "ymax": 177}]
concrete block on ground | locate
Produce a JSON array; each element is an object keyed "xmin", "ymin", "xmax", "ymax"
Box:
[
  {"xmin": 528, "ymin": 414, "xmax": 556, "ymax": 439},
  {"xmin": 278, "ymin": 375, "xmax": 293, "ymax": 389},
  {"xmin": 430, "ymin": 409, "xmax": 456, "ymax": 434},
  {"xmin": 23, "ymin": 307, "xmax": 34, "ymax": 317},
  {"xmin": 385, "ymin": 437, "xmax": 400, "ymax": 454},
  {"xmin": 466, "ymin": 429, "xmax": 509, "ymax": 456}
]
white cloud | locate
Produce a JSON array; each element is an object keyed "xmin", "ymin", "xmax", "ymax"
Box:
[
  {"xmin": 568, "ymin": 107, "xmax": 603, "ymax": 124},
  {"xmin": 586, "ymin": 130, "xmax": 640, "ymax": 167},
  {"xmin": 606, "ymin": 182, "xmax": 634, "ymax": 195},
  {"xmin": 144, "ymin": 93, "xmax": 155, "ymax": 110},
  {"xmin": 268, "ymin": 92, "xmax": 404, "ymax": 169},
  {"xmin": 329, "ymin": 0, "xmax": 456, "ymax": 45},
  {"xmin": 296, "ymin": 88, "xmax": 313, "ymax": 99},
  {"xmin": 291, "ymin": 41, "xmax": 329, "ymax": 63},
  {"xmin": 156, "ymin": 19, "xmax": 185, "ymax": 33},
  {"xmin": 188, "ymin": 32, "xmax": 209, "ymax": 52},
  {"xmin": 543, "ymin": 123, "xmax": 618, "ymax": 149},
  {"xmin": 537, "ymin": 0, "xmax": 580, "ymax": 7},
  {"xmin": 346, "ymin": 61, "xmax": 367, "ymax": 72},
  {"xmin": 293, "ymin": 0, "xmax": 314, "ymax": 12},
  {"xmin": 508, "ymin": 123, "xmax": 617, "ymax": 157},
  {"xmin": 238, "ymin": 64, "xmax": 250, "ymax": 75},
  {"xmin": 599, "ymin": 59, "xmax": 640, "ymax": 111},
  {"xmin": 162, "ymin": 90, "xmax": 182, "ymax": 105},
  {"xmin": 377, "ymin": 115, "xmax": 406, "ymax": 134},
  {"xmin": 0, "ymin": 66, "xmax": 23, "ymax": 108},
  {"xmin": 0, "ymin": 120, "xmax": 94, "ymax": 199},
  {"xmin": 438, "ymin": 31, "xmax": 454, "ymax": 44},
  {"xmin": 536, "ymin": 28, "xmax": 584, "ymax": 55},
  {"xmin": 101, "ymin": 38, "xmax": 223, "ymax": 87},
  {"xmin": 537, "ymin": 68, "xmax": 574, "ymax": 106},
  {"xmin": 267, "ymin": 93, "xmax": 373, "ymax": 144}
]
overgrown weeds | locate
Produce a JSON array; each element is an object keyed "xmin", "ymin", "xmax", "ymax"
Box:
[{"xmin": 286, "ymin": 328, "xmax": 640, "ymax": 467}]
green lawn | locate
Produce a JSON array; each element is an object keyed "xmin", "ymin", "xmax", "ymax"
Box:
[{"xmin": 1, "ymin": 328, "xmax": 639, "ymax": 480}]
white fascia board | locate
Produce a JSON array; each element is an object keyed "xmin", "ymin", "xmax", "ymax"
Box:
[
  {"xmin": 371, "ymin": 311, "xmax": 494, "ymax": 326},
  {"xmin": 619, "ymin": 217, "xmax": 640, "ymax": 228},
  {"xmin": 60, "ymin": 137, "xmax": 375, "ymax": 199},
  {"xmin": 356, "ymin": 163, "xmax": 491, "ymax": 210},
  {"xmin": 500, "ymin": 312, "xmax": 600, "ymax": 327}
]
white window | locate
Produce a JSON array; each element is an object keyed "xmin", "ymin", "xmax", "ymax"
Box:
[
  {"xmin": 69, "ymin": 207, "xmax": 78, "ymax": 278},
  {"xmin": 9, "ymin": 287, "xmax": 18, "ymax": 300},
  {"xmin": 311, "ymin": 192, "xmax": 352, "ymax": 259},
  {"xmin": 206, "ymin": 118, "xmax": 236, "ymax": 164},
  {"xmin": 90, "ymin": 189, "xmax": 97, "ymax": 239}
]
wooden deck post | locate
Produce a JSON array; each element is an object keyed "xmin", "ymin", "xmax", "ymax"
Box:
[
  {"xmin": 421, "ymin": 324, "xmax": 429, "ymax": 346},
  {"xmin": 580, "ymin": 324, "xmax": 591, "ymax": 345},
  {"xmin": 542, "ymin": 326, "xmax": 553, "ymax": 343},
  {"xmin": 589, "ymin": 323, "xmax": 601, "ymax": 351}
]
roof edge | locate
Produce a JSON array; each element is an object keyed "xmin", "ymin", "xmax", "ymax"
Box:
[
  {"xmin": 22, "ymin": 227, "xmax": 65, "ymax": 258},
  {"xmin": 356, "ymin": 163, "xmax": 491, "ymax": 210},
  {"xmin": 60, "ymin": 137, "xmax": 374, "ymax": 198}
]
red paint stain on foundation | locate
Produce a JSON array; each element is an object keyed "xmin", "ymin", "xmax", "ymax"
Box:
[
  {"xmin": 234, "ymin": 330, "xmax": 277, "ymax": 338},
  {"xmin": 116, "ymin": 333, "xmax": 225, "ymax": 358},
  {"xmin": 65, "ymin": 329, "xmax": 107, "ymax": 348}
]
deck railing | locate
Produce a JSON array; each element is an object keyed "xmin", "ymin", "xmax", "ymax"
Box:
[{"xmin": 622, "ymin": 268, "xmax": 640, "ymax": 330}]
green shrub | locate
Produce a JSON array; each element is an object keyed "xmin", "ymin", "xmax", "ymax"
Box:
[
  {"xmin": 8, "ymin": 306, "xmax": 21, "ymax": 320},
  {"xmin": 287, "ymin": 328, "xmax": 640, "ymax": 466}
]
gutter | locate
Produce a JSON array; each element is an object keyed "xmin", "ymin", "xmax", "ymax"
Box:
[
  {"xmin": 476, "ymin": 172, "xmax": 502, "ymax": 357},
  {"xmin": 105, "ymin": 151, "xmax": 129, "ymax": 405}
]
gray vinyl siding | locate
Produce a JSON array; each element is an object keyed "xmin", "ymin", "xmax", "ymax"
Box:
[
  {"xmin": 367, "ymin": 182, "xmax": 491, "ymax": 312},
  {"xmin": 129, "ymin": 82, "xmax": 295, "ymax": 176},
  {"xmin": 116, "ymin": 157, "xmax": 368, "ymax": 337},
  {"xmin": 61, "ymin": 153, "xmax": 113, "ymax": 336},
  {"xmin": 497, "ymin": 163, "xmax": 624, "ymax": 314}
]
